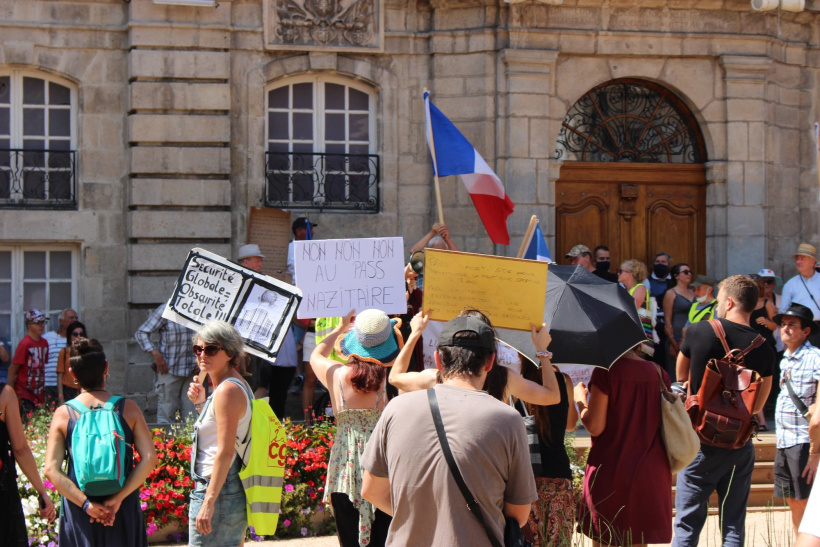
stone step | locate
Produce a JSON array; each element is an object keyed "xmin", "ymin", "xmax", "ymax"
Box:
[{"xmin": 671, "ymin": 461, "xmax": 775, "ymax": 486}]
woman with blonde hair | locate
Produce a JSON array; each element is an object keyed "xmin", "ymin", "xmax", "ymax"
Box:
[
  {"xmin": 310, "ymin": 309, "xmax": 403, "ymax": 547},
  {"xmin": 618, "ymin": 259, "xmax": 648, "ymax": 308},
  {"xmin": 186, "ymin": 321, "xmax": 253, "ymax": 547}
]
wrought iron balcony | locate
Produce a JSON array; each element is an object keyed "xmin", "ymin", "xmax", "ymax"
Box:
[
  {"xmin": 0, "ymin": 148, "xmax": 77, "ymax": 209},
  {"xmin": 265, "ymin": 151, "xmax": 379, "ymax": 213}
]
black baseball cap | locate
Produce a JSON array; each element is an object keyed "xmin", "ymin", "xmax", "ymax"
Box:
[
  {"xmin": 292, "ymin": 217, "xmax": 317, "ymax": 234},
  {"xmin": 437, "ymin": 316, "xmax": 496, "ymax": 351}
]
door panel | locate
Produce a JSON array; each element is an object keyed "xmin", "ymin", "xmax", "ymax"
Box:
[
  {"xmin": 556, "ymin": 195, "xmax": 610, "ymax": 264},
  {"xmin": 556, "ymin": 162, "xmax": 705, "ymax": 274}
]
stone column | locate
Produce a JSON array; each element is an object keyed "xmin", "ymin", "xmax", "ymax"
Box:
[
  {"xmin": 498, "ymin": 48, "xmax": 559, "ymax": 257},
  {"xmin": 705, "ymin": 161, "xmax": 728, "ymax": 279},
  {"xmin": 719, "ymin": 55, "xmax": 772, "ymax": 275},
  {"xmin": 126, "ymin": 2, "xmax": 233, "ymax": 412}
]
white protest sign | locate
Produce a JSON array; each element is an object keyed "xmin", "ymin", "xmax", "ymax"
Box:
[
  {"xmin": 294, "ymin": 237, "xmax": 406, "ymax": 319},
  {"xmin": 163, "ymin": 248, "xmax": 302, "ymax": 362},
  {"xmin": 556, "ymin": 364, "xmax": 594, "ymax": 387}
]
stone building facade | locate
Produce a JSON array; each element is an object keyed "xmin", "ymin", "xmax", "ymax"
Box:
[{"xmin": 0, "ymin": 0, "xmax": 818, "ymax": 413}]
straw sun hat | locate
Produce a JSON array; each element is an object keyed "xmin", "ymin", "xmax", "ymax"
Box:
[{"xmin": 335, "ymin": 309, "xmax": 404, "ymax": 366}]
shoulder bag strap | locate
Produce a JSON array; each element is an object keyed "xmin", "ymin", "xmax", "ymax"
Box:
[
  {"xmin": 799, "ymin": 276, "xmax": 820, "ymax": 313},
  {"xmin": 427, "ymin": 389, "xmax": 502, "ymax": 547},
  {"xmin": 708, "ymin": 319, "xmax": 731, "ymax": 356},
  {"xmin": 784, "ymin": 371, "xmax": 811, "ymax": 418}
]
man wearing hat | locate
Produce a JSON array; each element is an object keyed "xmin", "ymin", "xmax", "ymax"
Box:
[
  {"xmin": 684, "ymin": 275, "xmax": 718, "ymax": 328},
  {"xmin": 781, "ymin": 243, "xmax": 820, "ymax": 347},
  {"xmin": 566, "ymin": 244, "xmax": 594, "ymax": 272},
  {"xmin": 361, "ymin": 316, "xmax": 538, "ymax": 545},
  {"xmin": 8, "ymin": 309, "xmax": 49, "ymax": 415},
  {"xmin": 773, "ymin": 303, "xmax": 820, "ymax": 533},
  {"xmin": 237, "ymin": 243, "xmax": 264, "ymax": 272}
]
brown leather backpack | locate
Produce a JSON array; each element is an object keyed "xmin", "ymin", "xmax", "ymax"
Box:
[{"xmin": 684, "ymin": 319, "xmax": 765, "ymax": 449}]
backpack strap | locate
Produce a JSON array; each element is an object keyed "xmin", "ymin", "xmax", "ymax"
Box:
[
  {"xmin": 65, "ymin": 399, "xmax": 89, "ymax": 415},
  {"xmin": 222, "ymin": 377, "xmax": 254, "ymax": 462},
  {"xmin": 737, "ymin": 335, "xmax": 766, "ymax": 360},
  {"xmin": 708, "ymin": 319, "xmax": 731, "ymax": 356},
  {"xmin": 103, "ymin": 396, "xmax": 123, "ymax": 411}
]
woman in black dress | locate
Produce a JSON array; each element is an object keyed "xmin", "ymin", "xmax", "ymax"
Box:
[{"xmin": 0, "ymin": 382, "xmax": 56, "ymax": 546}]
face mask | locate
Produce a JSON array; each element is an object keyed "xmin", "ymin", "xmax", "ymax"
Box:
[
  {"xmin": 696, "ymin": 295, "xmax": 709, "ymax": 304},
  {"xmin": 653, "ymin": 264, "xmax": 669, "ymax": 278},
  {"xmin": 596, "ymin": 261, "xmax": 611, "ymax": 272}
]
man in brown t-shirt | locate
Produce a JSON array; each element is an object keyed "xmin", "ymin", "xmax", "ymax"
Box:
[{"xmin": 361, "ymin": 316, "xmax": 537, "ymax": 546}]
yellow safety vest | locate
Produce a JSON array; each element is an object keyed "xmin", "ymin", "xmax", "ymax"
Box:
[
  {"xmin": 315, "ymin": 316, "xmax": 346, "ymax": 362},
  {"xmin": 238, "ymin": 398, "xmax": 287, "ymax": 536},
  {"xmin": 688, "ymin": 300, "xmax": 717, "ymax": 324}
]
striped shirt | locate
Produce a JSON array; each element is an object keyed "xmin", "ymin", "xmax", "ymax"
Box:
[
  {"xmin": 134, "ymin": 304, "xmax": 197, "ymax": 377},
  {"xmin": 775, "ymin": 341, "xmax": 820, "ymax": 448},
  {"xmin": 42, "ymin": 331, "xmax": 66, "ymax": 387}
]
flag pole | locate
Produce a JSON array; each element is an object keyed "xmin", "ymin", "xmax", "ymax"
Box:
[
  {"xmin": 424, "ymin": 88, "xmax": 446, "ymax": 225},
  {"xmin": 516, "ymin": 215, "xmax": 539, "ymax": 258}
]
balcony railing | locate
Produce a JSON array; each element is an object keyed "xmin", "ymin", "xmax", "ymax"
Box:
[
  {"xmin": 265, "ymin": 151, "xmax": 379, "ymax": 213},
  {"xmin": 0, "ymin": 149, "xmax": 77, "ymax": 209}
]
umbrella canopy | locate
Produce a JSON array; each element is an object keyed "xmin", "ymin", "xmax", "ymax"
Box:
[{"xmin": 543, "ymin": 265, "xmax": 646, "ymax": 368}]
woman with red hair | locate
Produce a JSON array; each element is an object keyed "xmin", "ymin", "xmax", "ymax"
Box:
[{"xmin": 310, "ymin": 309, "xmax": 404, "ymax": 547}]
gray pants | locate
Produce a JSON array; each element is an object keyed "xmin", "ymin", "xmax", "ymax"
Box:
[{"xmin": 156, "ymin": 372, "xmax": 196, "ymax": 424}]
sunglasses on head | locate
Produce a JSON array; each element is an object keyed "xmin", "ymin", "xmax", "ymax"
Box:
[{"xmin": 193, "ymin": 344, "xmax": 223, "ymax": 357}]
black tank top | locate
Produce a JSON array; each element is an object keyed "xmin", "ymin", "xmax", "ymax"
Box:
[
  {"xmin": 749, "ymin": 300, "xmax": 776, "ymax": 347},
  {"xmin": 535, "ymin": 369, "xmax": 572, "ymax": 480}
]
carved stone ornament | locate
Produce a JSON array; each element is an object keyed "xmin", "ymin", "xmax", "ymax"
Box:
[{"xmin": 264, "ymin": 0, "xmax": 383, "ymax": 52}]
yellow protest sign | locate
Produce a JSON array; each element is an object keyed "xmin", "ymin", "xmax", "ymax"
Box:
[{"xmin": 422, "ymin": 249, "xmax": 548, "ymax": 331}]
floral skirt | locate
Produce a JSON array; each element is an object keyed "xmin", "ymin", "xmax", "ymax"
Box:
[{"xmin": 526, "ymin": 477, "xmax": 575, "ymax": 547}]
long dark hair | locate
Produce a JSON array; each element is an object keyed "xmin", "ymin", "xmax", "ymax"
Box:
[{"xmin": 520, "ymin": 357, "xmax": 556, "ymax": 445}]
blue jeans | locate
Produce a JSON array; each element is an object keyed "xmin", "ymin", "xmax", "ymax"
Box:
[
  {"xmin": 673, "ymin": 441, "xmax": 755, "ymax": 547},
  {"xmin": 189, "ymin": 459, "xmax": 247, "ymax": 546}
]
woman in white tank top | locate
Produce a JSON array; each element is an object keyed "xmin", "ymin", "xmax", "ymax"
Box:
[{"xmin": 187, "ymin": 321, "xmax": 252, "ymax": 547}]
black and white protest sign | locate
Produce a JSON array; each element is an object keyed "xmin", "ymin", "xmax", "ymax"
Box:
[
  {"xmin": 294, "ymin": 237, "xmax": 406, "ymax": 318},
  {"xmin": 162, "ymin": 248, "xmax": 302, "ymax": 362}
]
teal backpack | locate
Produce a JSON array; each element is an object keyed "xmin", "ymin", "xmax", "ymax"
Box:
[{"xmin": 66, "ymin": 397, "xmax": 128, "ymax": 496}]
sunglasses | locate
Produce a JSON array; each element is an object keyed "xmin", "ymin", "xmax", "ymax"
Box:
[
  {"xmin": 617, "ymin": 269, "xmax": 632, "ymax": 275},
  {"xmin": 763, "ymin": 279, "xmax": 775, "ymax": 285},
  {"xmin": 192, "ymin": 344, "xmax": 223, "ymax": 357},
  {"xmin": 679, "ymin": 270, "xmax": 693, "ymax": 275}
]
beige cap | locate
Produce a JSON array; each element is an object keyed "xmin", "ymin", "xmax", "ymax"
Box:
[
  {"xmin": 795, "ymin": 243, "xmax": 817, "ymax": 261},
  {"xmin": 565, "ymin": 244, "xmax": 590, "ymax": 258}
]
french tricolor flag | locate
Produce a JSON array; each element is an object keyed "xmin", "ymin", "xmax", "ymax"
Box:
[{"xmin": 424, "ymin": 91, "xmax": 515, "ymax": 245}]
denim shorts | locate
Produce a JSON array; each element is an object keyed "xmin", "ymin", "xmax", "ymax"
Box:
[{"xmin": 189, "ymin": 459, "xmax": 247, "ymax": 546}]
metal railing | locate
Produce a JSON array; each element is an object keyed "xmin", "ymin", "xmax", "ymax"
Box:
[
  {"xmin": 265, "ymin": 151, "xmax": 379, "ymax": 212},
  {"xmin": 0, "ymin": 148, "xmax": 77, "ymax": 209}
]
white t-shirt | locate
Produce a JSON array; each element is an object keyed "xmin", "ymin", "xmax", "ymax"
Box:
[{"xmin": 42, "ymin": 331, "xmax": 66, "ymax": 388}]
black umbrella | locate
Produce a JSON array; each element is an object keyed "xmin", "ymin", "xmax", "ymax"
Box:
[{"xmin": 542, "ymin": 265, "xmax": 646, "ymax": 369}]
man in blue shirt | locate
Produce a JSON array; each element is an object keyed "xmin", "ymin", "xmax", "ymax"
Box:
[
  {"xmin": 774, "ymin": 303, "xmax": 820, "ymax": 534},
  {"xmin": 781, "ymin": 243, "xmax": 820, "ymax": 347}
]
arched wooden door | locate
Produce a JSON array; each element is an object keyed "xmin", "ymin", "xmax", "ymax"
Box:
[{"xmin": 555, "ymin": 79, "xmax": 707, "ymax": 273}]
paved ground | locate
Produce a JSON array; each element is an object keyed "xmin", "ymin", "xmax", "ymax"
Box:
[{"xmin": 155, "ymin": 509, "xmax": 796, "ymax": 546}]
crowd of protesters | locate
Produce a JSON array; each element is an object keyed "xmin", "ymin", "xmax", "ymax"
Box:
[{"xmin": 4, "ymin": 231, "xmax": 820, "ymax": 547}]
